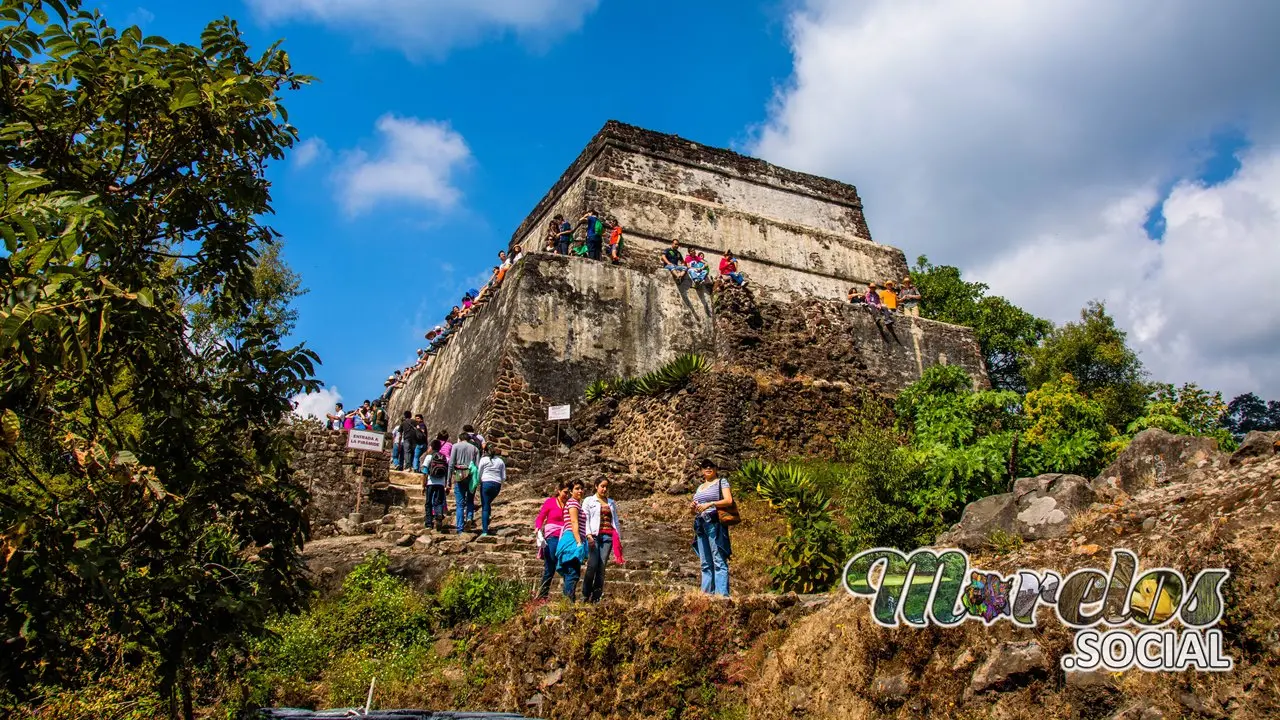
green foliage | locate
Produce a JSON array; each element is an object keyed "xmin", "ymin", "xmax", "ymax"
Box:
[
  {"xmin": 739, "ymin": 460, "xmax": 845, "ymax": 593},
  {"xmin": 246, "ymin": 556, "xmax": 522, "ymax": 712},
  {"xmin": 1026, "ymin": 301, "xmax": 1150, "ymax": 429},
  {"xmin": 1123, "ymin": 382, "xmax": 1236, "ymax": 452},
  {"xmin": 436, "ymin": 567, "xmax": 525, "ymax": 627},
  {"xmin": 910, "ymin": 256, "xmax": 1053, "ymax": 392},
  {"xmin": 1221, "ymin": 392, "xmax": 1280, "ymax": 439},
  {"xmin": 1019, "ymin": 374, "xmax": 1113, "ymax": 477},
  {"xmin": 895, "ymin": 365, "xmax": 1022, "ymax": 522},
  {"xmin": 587, "ymin": 353, "xmax": 710, "ymax": 400},
  {"xmin": 831, "ymin": 400, "xmax": 942, "ymax": 551},
  {"xmin": 0, "ymin": 3, "xmax": 316, "ymax": 716},
  {"xmin": 188, "ymin": 242, "xmax": 307, "ymax": 349},
  {"xmin": 984, "ymin": 529, "xmax": 1024, "ymax": 556}
]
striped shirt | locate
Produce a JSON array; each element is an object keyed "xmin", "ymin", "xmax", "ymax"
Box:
[
  {"xmin": 565, "ymin": 498, "xmax": 586, "ymax": 539},
  {"xmin": 693, "ymin": 479, "xmax": 730, "ymax": 520}
]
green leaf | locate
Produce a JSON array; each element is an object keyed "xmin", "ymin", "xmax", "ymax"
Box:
[{"xmin": 1, "ymin": 409, "xmax": 20, "ymax": 447}]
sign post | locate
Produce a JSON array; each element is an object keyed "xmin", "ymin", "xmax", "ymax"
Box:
[
  {"xmin": 346, "ymin": 430, "xmax": 386, "ymax": 517},
  {"xmin": 548, "ymin": 404, "xmax": 571, "ymax": 449}
]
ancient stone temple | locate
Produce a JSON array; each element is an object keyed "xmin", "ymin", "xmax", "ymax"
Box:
[{"xmin": 390, "ymin": 121, "xmax": 986, "ymax": 472}]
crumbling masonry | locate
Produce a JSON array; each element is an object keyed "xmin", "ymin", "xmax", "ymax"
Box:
[{"xmin": 389, "ymin": 121, "xmax": 987, "ymax": 473}]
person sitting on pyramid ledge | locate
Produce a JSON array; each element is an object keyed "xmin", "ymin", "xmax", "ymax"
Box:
[
  {"xmin": 864, "ymin": 282, "xmax": 894, "ymax": 326},
  {"xmin": 719, "ymin": 250, "xmax": 748, "ymax": 287},
  {"xmin": 660, "ymin": 239, "xmax": 688, "ymax": 281}
]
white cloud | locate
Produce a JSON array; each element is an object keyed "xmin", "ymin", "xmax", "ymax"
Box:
[
  {"xmin": 753, "ymin": 0, "xmax": 1280, "ymax": 398},
  {"xmin": 334, "ymin": 115, "xmax": 471, "ymax": 216},
  {"xmin": 292, "ymin": 386, "xmax": 342, "ymax": 420},
  {"xmin": 245, "ymin": 0, "xmax": 598, "ymax": 57},
  {"xmin": 292, "ymin": 137, "xmax": 329, "ymax": 169}
]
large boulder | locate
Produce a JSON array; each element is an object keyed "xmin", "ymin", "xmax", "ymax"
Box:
[
  {"xmin": 936, "ymin": 473, "xmax": 1094, "ymax": 550},
  {"xmin": 1092, "ymin": 428, "xmax": 1223, "ymax": 496},
  {"xmin": 1229, "ymin": 430, "xmax": 1280, "ymax": 465}
]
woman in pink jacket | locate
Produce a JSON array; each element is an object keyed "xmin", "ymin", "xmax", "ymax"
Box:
[{"xmin": 533, "ymin": 479, "xmax": 572, "ymax": 600}]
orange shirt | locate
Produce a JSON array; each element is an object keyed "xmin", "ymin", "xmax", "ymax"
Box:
[
  {"xmin": 879, "ymin": 289, "xmax": 898, "ymax": 309},
  {"xmin": 608, "ymin": 227, "xmax": 622, "ymax": 245}
]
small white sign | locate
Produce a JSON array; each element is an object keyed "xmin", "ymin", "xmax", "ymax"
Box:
[
  {"xmin": 346, "ymin": 429, "xmax": 385, "ymax": 452},
  {"xmin": 547, "ymin": 404, "xmax": 571, "ymax": 421}
]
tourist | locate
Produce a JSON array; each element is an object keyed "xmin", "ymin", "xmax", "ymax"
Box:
[
  {"xmin": 660, "ymin": 240, "xmax": 687, "ymax": 281},
  {"xmin": 544, "ymin": 220, "xmax": 560, "ymax": 254},
  {"xmin": 691, "ymin": 458, "xmax": 733, "ymax": 597},
  {"xmin": 555, "ymin": 214, "xmax": 573, "ymax": 255},
  {"xmin": 879, "ymin": 281, "xmax": 899, "ymax": 313},
  {"xmin": 391, "ymin": 411, "xmax": 410, "ymax": 470},
  {"xmin": 409, "ymin": 414, "xmax": 429, "ymax": 471},
  {"xmin": 553, "ymin": 480, "xmax": 589, "ymax": 601},
  {"xmin": 582, "ymin": 478, "xmax": 624, "ymax": 603},
  {"xmin": 424, "ymin": 439, "xmax": 450, "ymax": 532},
  {"xmin": 899, "ymin": 277, "xmax": 922, "ymax": 317},
  {"xmin": 847, "ymin": 287, "xmax": 864, "ymax": 305},
  {"xmin": 436, "ymin": 430, "xmax": 453, "ymax": 463},
  {"xmin": 607, "ymin": 224, "xmax": 623, "ymax": 264},
  {"xmin": 476, "ymin": 447, "xmax": 506, "ymax": 536},
  {"xmin": 463, "ymin": 423, "xmax": 486, "ymax": 453},
  {"xmin": 449, "ymin": 431, "xmax": 481, "ymax": 533},
  {"xmin": 581, "ymin": 209, "xmax": 604, "ymax": 261},
  {"xmin": 511, "ymin": 243, "xmax": 525, "ymax": 263},
  {"xmin": 719, "ymin": 251, "xmax": 748, "ymax": 287},
  {"xmin": 864, "ymin": 282, "xmax": 894, "ymax": 326},
  {"xmin": 325, "ymin": 402, "xmax": 345, "ymax": 431},
  {"xmin": 687, "ymin": 252, "xmax": 710, "ymax": 286},
  {"xmin": 534, "ymin": 480, "xmax": 571, "ymax": 599}
]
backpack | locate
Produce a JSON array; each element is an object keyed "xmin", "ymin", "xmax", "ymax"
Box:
[
  {"xmin": 402, "ymin": 420, "xmax": 424, "ymax": 445},
  {"xmin": 427, "ymin": 453, "xmax": 449, "ymax": 479},
  {"xmin": 593, "ymin": 218, "xmax": 606, "ymax": 237}
]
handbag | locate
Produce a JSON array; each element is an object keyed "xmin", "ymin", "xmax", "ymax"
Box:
[{"xmin": 715, "ymin": 480, "xmax": 741, "ymax": 526}]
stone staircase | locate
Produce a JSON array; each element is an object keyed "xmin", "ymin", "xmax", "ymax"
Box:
[{"xmin": 345, "ymin": 470, "xmax": 703, "ymax": 596}]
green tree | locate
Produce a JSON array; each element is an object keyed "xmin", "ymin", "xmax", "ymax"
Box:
[
  {"xmin": 188, "ymin": 241, "xmax": 307, "ymax": 349},
  {"xmin": 1019, "ymin": 374, "xmax": 1113, "ymax": 477},
  {"xmin": 0, "ymin": 3, "xmax": 315, "ymax": 717},
  {"xmin": 894, "ymin": 365, "xmax": 1023, "ymax": 525},
  {"xmin": 1127, "ymin": 382, "xmax": 1234, "ymax": 450},
  {"xmin": 1026, "ymin": 301, "xmax": 1149, "ymax": 430},
  {"xmin": 910, "ymin": 256, "xmax": 1053, "ymax": 393},
  {"xmin": 1220, "ymin": 392, "xmax": 1280, "ymax": 439}
]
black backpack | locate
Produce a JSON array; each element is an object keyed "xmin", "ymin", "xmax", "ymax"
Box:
[
  {"xmin": 401, "ymin": 420, "xmax": 424, "ymax": 445},
  {"xmin": 427, "ymin": 453, "xmax": 449, "ymax": 479}
]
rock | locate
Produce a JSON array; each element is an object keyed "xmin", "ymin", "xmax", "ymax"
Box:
[
  {"xmin": 1179, "ymin": 692, "xmax": 1224, "ymax": 718},
  {"xmin": 952, "ymin": 647, "xmax": 977, "ymax": 670},
  {"xmin": 1110, "ymin": 705, "xmax": 1161, "ymax": 720},
  {"xmin": 540, "ymin": 667, "xmax": 563, "ymax": 688},
  {"xmin": 1141, "ymin": 516, "xmax": 1157, "ymax": 532},
  {"xmin": 1065, "ymin": 669, "xmax": 1115, "ymax": 689},
  {"xmin": 937, "ymin": 474, "xmax": 1094, "ymax": 550},
  {"xmin": 433, "ymin": 637, "xmax": 455, "ymax": 658},
  {"xmin": 1229, "ymin": 430, "xmax": 1280, "ymax": 465},
  {"xmin": 666, "ymin": 479, "xmax": 692, "ymax": 495},
  {"xmin": 415, "ymin": 535, "xmax": 435, "ymax": 547},
  {"xmin": 1093, "ymin": 429, "xmax": 1223, "ymax": 495},
  {"xmin": 441, "ymin": 666, "xmax": 465, "ymax": 684},
  {"xmin": 394, "ymin": 532, "xmax": 417, "ymax": 547},
  {"xmin": 334, "ymin": 518, "xmax": 358, "ymax": 536},
  {"xmin": 968, "ymin": 641, "xmax": 1046, "ymax": 694},
  {"xmin": 870, "ymin": 671, "xmax": 910, "ymax": 702},
  {"xmin": 525, "ymin": 693, "xmax": 544, "ymax": 709}
]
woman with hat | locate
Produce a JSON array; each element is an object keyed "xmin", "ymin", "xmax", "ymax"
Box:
[{"xmin": 691, "ymin": 458, "xmax": 733, "ymax": 596}]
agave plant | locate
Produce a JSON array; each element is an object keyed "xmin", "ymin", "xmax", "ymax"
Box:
[{"xmin": 584, "ymin": 379, "xmax": 612, "ymax": 402}]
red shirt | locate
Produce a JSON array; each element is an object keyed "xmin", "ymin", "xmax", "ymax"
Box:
[{"xmin": 719, "ymin": 257, "xmax": 737, "ymax": 275}]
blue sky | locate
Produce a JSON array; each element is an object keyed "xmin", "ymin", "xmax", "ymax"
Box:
[{"xmin": 96, "ymin": 1, "xmax": 1280, "ymax": 406}]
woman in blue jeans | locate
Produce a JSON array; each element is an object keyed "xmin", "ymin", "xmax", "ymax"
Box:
[
  {"xmin": 691, "ymin": 458, "xmax": 732, "ymax": 596},
  {"xmin": 476, "ymin": 448, "xmax": 506, "ymax": 536}
]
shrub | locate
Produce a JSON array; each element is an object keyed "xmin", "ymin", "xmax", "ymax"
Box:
[
  {"xmin": 436, "ymin": 567, "xmax": 525, "ymax": 627},
  {"xmin": 739, "ymin": 461, "xmax": 845, "ymax": 593},
  {"xmin": 586, "ymin": 353, "xmax": 710, "ymax": 400}
]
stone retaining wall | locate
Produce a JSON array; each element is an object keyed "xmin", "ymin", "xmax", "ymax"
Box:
[{"xmin": 284, "ymin": 427, "xmax": 392, "ymax": 537}]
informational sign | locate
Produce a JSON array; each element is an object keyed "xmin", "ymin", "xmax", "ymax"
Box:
[
  {"xmin": 346, "ymin": 429, "xmax": 385, "ymax": 452},
  {"xmin": 547, "ymin": 404, "xmax": 571, "ymax": 421}
]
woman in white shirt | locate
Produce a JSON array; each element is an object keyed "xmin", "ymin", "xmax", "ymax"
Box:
[
  {"xmin": 476, "ymin": 448, "xmax": 506, "ymax": 536},
  {"xmin": 582, "ymin": 478, "xmax": 625, "ymax": 603}
]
